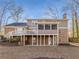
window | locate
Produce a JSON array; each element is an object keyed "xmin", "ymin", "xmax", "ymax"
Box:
[
  {"xmin": 45, "ymin": 24, "xmax": 50, "ymax": 30},
  {"xmin": 38, "ymin": 24, "xmax": 44, "ymax": 30},
  {"xmin": 51, "ymin": 24, "xmax": 57, "ymax": 30}
]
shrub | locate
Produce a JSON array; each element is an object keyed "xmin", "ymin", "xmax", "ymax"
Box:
[
  {"xmin": 69, "ymin": 37, "xmax": 79, "ymax": 43},
  {"xmin": 10, "ymin": 37, "xmax": 20, "ymax": 43}
]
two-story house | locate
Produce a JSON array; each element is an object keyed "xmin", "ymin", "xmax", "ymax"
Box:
[{"xmin": 4, "ymin": 14, "xmax": 68, "ymax": 46}]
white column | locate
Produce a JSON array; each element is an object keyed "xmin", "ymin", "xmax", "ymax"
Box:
[
  {"xmin": 32, "ymin": 35, "xmax": 33, "ymax": 46},
  {"xmin": 48, "ymin": 35, "xmax": 50, "ymax": 46},
  {"xmin": 53, "ymin": 35, "xmax": 54, "ymax": 46},
  {"xmin": 12, "ymin": 36, "xmax": 13, "ymax": 39},
  {"xmin": 57, "ymin": 22, "xmax": 59, "ymax": 45},
  {"xmin": 10, "ymin": 36, "xmax": 13, "ymax": 43},
  {"xmin": 47, "ymin": 36, "xmax": 49, "ymax": 45},
  {"xmin": 26, "ymin": 36, "xmax": 27, "ymax": 44},
  {"xmin": 23, "ymin": 35, "xmax": 25, "ymax": 46},
  {"xmin": 21, "ymin": 35, "xmax": 23, "ymax": 46},
  {"xmin": 24, "ymin": 35, "xmax": 26, "ymax": 46},
  {"xmin": 40, "ymin": 35, "xmax": 41, "ymax": 46},
  {"xmin": 36, "ymin": 23, "xmax": 38, "ymax": 46},
  {"xmin": 37, "ymin": 35, "xmax": 38, "ymax": 46},
  {"xmin": 44, "ymin": 35, "xmax": 45, "ymax": 46}
]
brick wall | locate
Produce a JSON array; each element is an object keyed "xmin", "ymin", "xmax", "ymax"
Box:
[
  {"xmin": 59, "ymin": 29, "xmax": 68, "ymax": 44},
  {"xmin": 5, "ymin": 27, "xmax": 16, "ymax": 34}
]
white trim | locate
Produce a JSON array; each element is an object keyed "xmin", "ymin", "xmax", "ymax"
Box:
[
  {"xmin": 59, "ymin": 27, "xmax": 67, "ymax": 29},
  {"xmin": 36, "ymin": 22, "xmax": 59, "ymax": 24},
  {"xmin": 5, "ymin": 26, "xmax": 27, "ymax": 28}
]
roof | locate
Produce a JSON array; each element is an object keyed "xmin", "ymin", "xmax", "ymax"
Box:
[
  {"xmin": 6, "ymin": 22, "xmax": 28, "ymax": 26},
  {"xmin": 27, "ymin": 19, "xmax": 68, "ymax": 22}
]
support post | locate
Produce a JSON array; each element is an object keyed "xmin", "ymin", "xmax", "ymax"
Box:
[
  {"xmin": 26, "ymin": 36, "xmax": 27, "ymax": 45},
  {"xmin": 37, "ymin": 35, "xmax": 38, "ymax": 46},
  {"xmin": 57, "ymin": 22, "xmax": 59, "ymax": 45},
  {"xmin": 40, "ymin": 35, "xmax": 41, "ymax": 46},
  {"xmin": 32, "ymin": 35, "xmax": 33, "ymax": 46},
  {"xmin": 23, "ymin": 35, "xmax": 25, "ymax": 46},
  {"xmin": 48, "ymin": 35, "xmax": 50, "ymax": 46},
  {"xmin": 44, "ymin": 35, "xmax": 45, "ymax": 46},
  {"xmin": 53, "ymin": 35, "xmax": 54, "ymax": 46},
  {"xmin": 10, "ymin": 36, "xmax": 13, "ymax": 43},
  {"xmin": 36, "ymin": 23, "xmax": 38, "ymax": 46},
  {"xmin": 21, "ymin": 35, "xmax": 23, "ymax": 46}
]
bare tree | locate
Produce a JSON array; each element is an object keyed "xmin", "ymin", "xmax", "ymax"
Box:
[
  {"xmin": 66, "ymin": 0, "xmax": 79, "ymax": 38},
  {"xmin": 73, "ymin": 0, "xmax": 79, "ymax": 5},
  {"xmin": 44, "ymin": 7, "xmax": 59, "ymax": 19},
  {"xmin": 71, "ymin": 0, "xmax": 79, "ymax": 38},
  {"xmin": 5, "ymin": 16, "xmax": 11, "ymax": 25},
  {"xmin": 9, "ymin": 5, "xmax": 23, "ymax": 23},
  {"xmin": 0, "ymin": 1, "xmax": 14, "ymax": 31},
  {"xmin": 0, "ymin": 0, "xmax": 24, "ymax": 32}
]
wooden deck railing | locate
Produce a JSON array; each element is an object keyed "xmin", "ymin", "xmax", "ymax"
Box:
[{"xmin": 5, "ymin": 29, "xmax": 58, "ymax": 37}]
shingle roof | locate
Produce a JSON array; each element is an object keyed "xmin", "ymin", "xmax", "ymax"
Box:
[{"xmin": 6, "ymin": 22, "xmax": 28, "ymax": 26}]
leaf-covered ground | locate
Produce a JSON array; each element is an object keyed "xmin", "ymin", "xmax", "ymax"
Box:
[{"xmin": 0, "ymin": 45, "xmax": 79, "ymax": 59}]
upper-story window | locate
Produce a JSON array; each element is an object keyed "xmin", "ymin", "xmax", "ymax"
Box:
[
  {"xmin": 38, "ymin": 24, "xmax": 44, "ymax": 30},
  {"xmin": 45, "ymin": 24, "xmax": 50, "ymax": 30},
  {"xmin": 51, "ymin": 24, "xmax": 57, "ymax": 30}
]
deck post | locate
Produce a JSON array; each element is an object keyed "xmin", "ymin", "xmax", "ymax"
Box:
[
  {"xmin": 32, "ymin": 35, "xmax": 33, "ymax": 46},
  {"xmin": 37, "ymin": 35, "xmax": 38, "ymax": 46},
  {"xmin": 40, "ymin": 35, "xmax": 41, "ymax": 46},
  {"xmin": 21, "ymin": 35, "xmax": 23, "ymax": 46},
  {"xmin": 44, "ymin": 35, "xmax": 45, "ymax": 46},
  {"xmin": 9, "ymin": 36, "xmax": 12, "ymax": 43},
  {"xmin": 23, "ymin": 35, "xmax": 25, "ymax": 46},
  {"xmin": 12, "ymin": 36, "xmax": 13, "ymax": 39},
  {"xmin": 48, "ymin": 35, "xmax": 50, "ymax": 46},
  {"xmin": 37, "ymin": 23, "xmax": 38, "ymax": 46},
  {"xmin": 26, "ymin": 36, "xmax": 27, "ymax": 45},
  {"xmin": 57, "ymin": 22, "xmax": 59, "ymax": 45},
  {"xmin": 53, "ymin": 35, "xmax": 54, "ymax": 46}
]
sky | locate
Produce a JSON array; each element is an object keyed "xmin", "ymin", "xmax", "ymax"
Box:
[
  {"xmin": 14, "ymin": 0, "xmax": 68, "ymax": 19},
  {"xmin": 0, "ymin": 0, "xmax": 72, "ymax": 26},
  {"xmin": 0, "ymin": 0, "xmax": 69, "ymax": 19}
]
